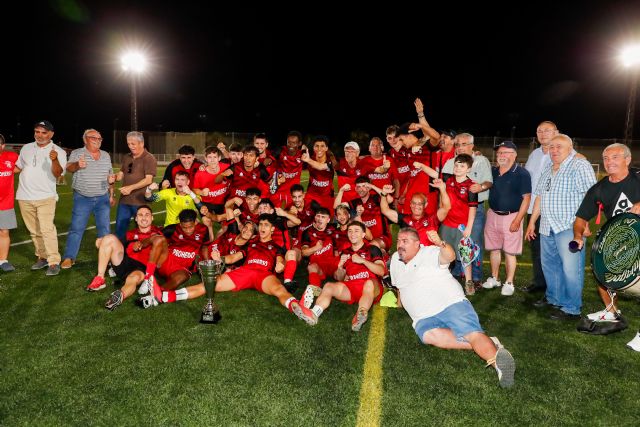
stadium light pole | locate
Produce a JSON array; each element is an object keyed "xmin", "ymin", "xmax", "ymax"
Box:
[
  {"xmin": 121, "ymin": 51, "xmax": 147, "ymax": 131},
  {"xmin": 621, "ymin": 44, "xmax": 640, "ymax": 144}
]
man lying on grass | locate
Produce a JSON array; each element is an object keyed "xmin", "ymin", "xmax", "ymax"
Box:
[
  {"xmin": 390, "ymin": 227, "xmax": 516, "ymax": 388},
  {"xmin": 151, "ymin": 213, "xmax": 316, "ymax": 324}
]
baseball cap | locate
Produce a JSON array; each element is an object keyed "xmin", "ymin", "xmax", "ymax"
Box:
[
  {"xmin": 344, "ymin": 141, "xmax": 360, "ymax": 151},
  {"xmin": 34, "ymin": 120, "xmax": 54, "ymax": 131},
  {"xmin": 441, "ymin": 129, "xmax": 457, "ymax": 138},
  {"xmin": 494, "ymin": 141, "xmax": 517, "ymax": 151}
]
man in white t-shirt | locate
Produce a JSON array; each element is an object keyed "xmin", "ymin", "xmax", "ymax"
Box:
[
  {"xmin": 390, "ymin": 227, "xmax": 516, "ymax": 388},
  {"xmin": 15, "ymin": 120, "xmax": 68, "ymax": 276}
]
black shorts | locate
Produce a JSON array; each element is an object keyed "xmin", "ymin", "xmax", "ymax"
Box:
[{"xmin": 113, "ymin": 254, "xmax": 146, "ymax": 279}]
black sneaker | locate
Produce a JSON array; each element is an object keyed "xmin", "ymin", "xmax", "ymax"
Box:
[{"xmin": 283, "ymin": 279, "xmax": 298, "ymax": 293}]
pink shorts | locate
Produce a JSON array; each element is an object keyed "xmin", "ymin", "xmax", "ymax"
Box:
[
  {"xmin": 484, "ymin": 210, "xmax": 523, "ymax": 255},
  {"xmin": 344, "ymin": 278, "xmax": 383, "ymax": 305}
]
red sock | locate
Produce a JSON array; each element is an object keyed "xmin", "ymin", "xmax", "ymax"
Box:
[
  {"xmin": 309, "ymin": 272, "xmax": 321, "ymax": 287},
  {"xmin": 145, "ymin": 262, "xmax": 156, "ymax": 278},
  {"xmin": 284, "ymin": 260, "xmax": 297, "ymax": 281},
  {"xmin": 163, "ymin": 290, "xmax": 176, "ymax": 303}
]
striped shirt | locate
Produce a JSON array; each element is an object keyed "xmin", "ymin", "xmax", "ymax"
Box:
[
  {"xmin": 69, "ymin": 148, "xmax": 113, "ymax": 197},
  {"xmin": 534, "ymin": 154, "xmax": 596, "ymax": 235}
]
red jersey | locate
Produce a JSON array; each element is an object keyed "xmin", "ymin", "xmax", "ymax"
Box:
[
  {"xmin": 342, "ymin": 243, "xmax": 383, "ymax": 282},
  {"xmin": 125, "ymin": 226, "xmax": 163, "ymax": 264},
  {"xmin": 162, "ymin": 159, "xmax": 204, "ymax": 188},
  {"xmin": 229, "ymin": 164, "xmax": 270, "ymax": 198},
  {"xmin": 244, "ymin": 238, "xmax": 285, "ymax": 272},
  {"xmin": 193, "ymin": 164, "xmax": 230, "ymax": 205},
  {"xmin": 336, "ymin": 158, "xmax": 371, "ymax": 203},
  {"xmin": 333, "ymin": 226, "xmax": 350, "ymax": 253},
  {"xmin": 0, "ymin": 151, "xmax": 18, "ymax": 210},
  {"xmin": 301, "ymin": 225, "xmax": 338, "ymax": 263},
  {"xmin": 398, "ymin": 213, "xmax": 440, "ymax": 246},
  {"xmin": 276, "ymin": 149, "xmax": 303, "ymax": 192},
  {"xmin": 209, "ymin": 231, "xmax": 247, "ymax": 270},
  {"xmin": 402, "ymin": 144, "xmax": 433, "ymax": 214},
  {"xmin": 443, "ymin": 176, "xmax": 478, "ymax": 228},
  {"xmin": 431, "ymin": 149, "xmax": 456, "ymax": 180},
  {"xmin": 362, "ymin": 156, "xmax": 396, "ymax": 190},
  {"xmin": 290, "ymin": 203, "xmax": 316, "ymax": 248},
  {"xmin": 307, "ymin": 156, "xmax": 335, "ymax": 197},
  {"xmin": 165, "ymin": 222, "xmax": 209, "ymax": 270},
  {"xmin": 349, "ymin": 194, "xmax": 390, "ymax": 240},
  {"xmin": 388, "ymin": 147, "xmax": 410, "ymax": 189}
]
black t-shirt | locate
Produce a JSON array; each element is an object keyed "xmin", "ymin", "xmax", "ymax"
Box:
[{"xmin": 576, "ymin": 172, "xmax": 640, "ymax": 221}]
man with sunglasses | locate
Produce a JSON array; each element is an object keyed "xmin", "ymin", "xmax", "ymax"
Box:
[
  {"xmin": 114, "ymin": 131, "xmax": 157, "ymax": 242},
  {"xmin": 15, "ymin": 120, "xmax": 67, "ymax": 276}
]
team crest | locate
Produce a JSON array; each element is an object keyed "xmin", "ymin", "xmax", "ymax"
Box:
[
  {"xmin": 179, "ymin": 234, "xmax": 184, "ymax": 239},
  {"xmin": 460, "ymin": 187, "xmax": 467, "ymax": 195},
  {"xmin": 268, "ymin": 245, "xmax": 273, "ymax": 250},
  {"xmin": 195, "ymin": 234, "xmax": 200, "ymax": 241}
]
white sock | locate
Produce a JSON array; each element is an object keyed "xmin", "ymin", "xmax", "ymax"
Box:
[
  {"xmin": 312, "ymin": 305, "xmax": 324, "ymax": 317},
  {"xmin": 176, "ymin": 288, "xmax": 188, "ymax": 301},
  {"xmin": 285, "ymin": 297, "xmax": 295, "ymax": 310},
  {"xmin": 0, "ymin": 260, "xmax": 6, "ymax": 265},
  {"xmin": 284, "ymin": 279, "xmax": 291, "ymax": 283}
]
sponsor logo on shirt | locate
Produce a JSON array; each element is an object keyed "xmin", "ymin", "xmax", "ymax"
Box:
[
  {"xmin": 348, "ymin": 271, "xmax": 370, "ymax": 281},
  {"xmin": 248, "ymin": 258, "xmax": 268, "ymax": 267},
  {"xmin": 171, "ymin": 248, "xmax": 196, "ymax": 259}
]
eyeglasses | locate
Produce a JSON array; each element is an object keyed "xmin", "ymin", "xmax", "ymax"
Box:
[
  {"xmin": 32, "ymin": 154, "xmax": 37, "ymax": 167},
  {"xmin": 545, "ymin": 178, "xmax": 552, "ymax": 191},
  {"xmin": 454, "ymin": 142, "xmax": 472, "ymax": 147},
  {"xmin": 127, "ymin": 163, "xmax": 133, "ymax": 174},
  {"xmin": 87, "ymin": 136, "xmax": 103, "ymax": 142},
  {"xmin": 537, "ymin": 129, "xmax": 555, "ymax": 134}
]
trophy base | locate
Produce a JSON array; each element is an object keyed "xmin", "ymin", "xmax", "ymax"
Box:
[{"xmin": 200, "ymin": 311, "xmax": 222, "ymax": 324}]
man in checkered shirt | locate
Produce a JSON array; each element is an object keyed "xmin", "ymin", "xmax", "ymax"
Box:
[{"xmin": 525, "ymin": 134, "xmax": 596, "ymax": 320}]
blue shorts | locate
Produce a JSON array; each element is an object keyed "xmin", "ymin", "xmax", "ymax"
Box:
[{"xmin": 414, "ymin": 299, "xmax": 483, "ymax": 342}]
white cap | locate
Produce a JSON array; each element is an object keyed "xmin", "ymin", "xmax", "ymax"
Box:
[{"xmin": 344, "ymin": 141, "xmax": 360, "ymax": 151}]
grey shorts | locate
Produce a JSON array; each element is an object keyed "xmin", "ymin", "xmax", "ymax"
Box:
[
  {"xmin": 0, "ymin": 209, "xmax": 17, "ymax": 230},
  {"xmin": 439, "ymin": 224, "xmax": 463, "ymax": 260}
]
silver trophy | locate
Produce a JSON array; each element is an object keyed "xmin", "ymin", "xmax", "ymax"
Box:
[{"xmin": 198, "ymin": 259, "xmax": 225, "ymax": 324}]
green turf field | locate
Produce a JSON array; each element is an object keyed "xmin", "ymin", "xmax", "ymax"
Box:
[{"xmin": 1, "ymin": 171, "xmax": 639, "ymax": 426}]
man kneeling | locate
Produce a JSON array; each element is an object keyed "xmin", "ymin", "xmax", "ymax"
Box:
[{"xmin": 390, "ymin": 227, "xmax": 516, "ymax": 388}]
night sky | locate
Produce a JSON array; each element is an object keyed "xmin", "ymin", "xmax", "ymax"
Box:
[{"xmin": 3, "ymin": 0, "xmax": 640, "ymax": 149}]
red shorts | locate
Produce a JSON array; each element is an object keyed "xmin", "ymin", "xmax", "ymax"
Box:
[
  {"xmin": 226, "ymin": 267, "xmax": 273, "ymax": 293},
  {"xmin": 158, "ymin": 254, "xmax": 194, "ymax": 278},
  {"xmin": 344, "ymin": 277, "xmax": 383, "ymax": 305},
  {"xmin": 309, "ymin": 255, "xmax": 339, "ymax": 280}
]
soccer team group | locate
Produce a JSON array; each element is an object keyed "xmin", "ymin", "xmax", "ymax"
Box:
[{"xmin": 8, "ymin": 100, "xmax": 640, "ymax": 388}]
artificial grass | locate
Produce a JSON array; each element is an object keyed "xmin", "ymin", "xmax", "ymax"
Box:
[{"xmin": 2, "ymin": 173, "xmax": 640, "ymax": 426}]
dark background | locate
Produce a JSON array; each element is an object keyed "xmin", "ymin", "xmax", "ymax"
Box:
[{"xmin": 3, "ymin": 0, "xmax": 640, "ymax": 148}]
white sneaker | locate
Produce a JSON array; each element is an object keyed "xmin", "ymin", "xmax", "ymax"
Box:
[
  {"xmin": 108, "ymin": 266, "xmax": 117, "ymax": 278},
  {"xmin": 495, "ymin": 347, "xmax": 516, "ymax": 388},
  {"xmin": 482, "ymin": 277, "xmax": 501, "ymax": 289},
  {"xmin": 626, "ymin": 332, "xmax": 640, "ymax": 352},
  {"xmin": 490, "ymin": 336, "xmax": 504, "ymax": 349},
  {"xmin": 139, "ymin": 295, "xmax": 159, "ymax": 309},
  {"xmin": 501, "ymin": 282, "xmax": 515, "ymax": 296},
  {"xmin": 587, "ymin": 309, "xmax": 620, "ymax": 321},
  {"xmin": 301, "ymin": 284, "xmax": 322, "ymax": 308},
  {"xmin": 138, "ymin": 276, "xmax": 154, "ymax": 295}
]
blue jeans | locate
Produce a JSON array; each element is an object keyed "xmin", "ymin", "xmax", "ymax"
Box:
[
  {"xmin": 541, "ymin": 228, "xmax": 585, "ymax": 315},
  {"xmin": 63, "ymin": 192, "xmax": 111, "ymax": 260},
  {"xmin": 115, "ymin": 203, "xmax": 140, "ymax": 242},
  {"xmin": 452, "ymin": 203, "xmax": 485, "ymax": 281}
]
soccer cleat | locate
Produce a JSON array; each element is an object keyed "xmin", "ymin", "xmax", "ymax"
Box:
[
  {"xmin": 464, "ymin": 280, "xmax": 475, "ymax": 296},
  {"xmin": 351, "ymin": 308, "xmax": 369, "ymax": 332},
  {"xmin": 137, "ymin": 295, "xmax": 159, "ymax": 309},
  {"xmin": 86, "ymin": 276, "xmax": 106, "ymax": 292},
  {"xmin": 501, "ymin": 282, "xmax": 515, "ymax": 296},
  {"xmin": 482, "ymin": 277, "xmax": 501, "ymax": 289},
  {"xmin": 627, "ymin": 332, "xmax": 640, "ymax": 352},
  {"xmin": 290, "ymin": 300, "xmax": 317, "ymax": 325},
  {"xmin": 494, "ymin": 347, "xmax": 516, "ymax": 388},
  {"xmin": 381, "ymin": 275, "xmax": 394, "ymax": 289},
  {"xmin": 301, "ymin": 284, "xmax": 321, "ymax": 308},
  {"xmin": 104, "ymin": 290, "xmax": 123, "ymax": 311},
  {"xmin": 138, "ymin": 275, "xmax": 156, "ymax": 295},
  {"xmin": 587, "ymin": 308, "xmax": 620, "ymax": 321},
  {"xmin": 283, "ymin": 279, "xmax": 298, "ymax": 293}
]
